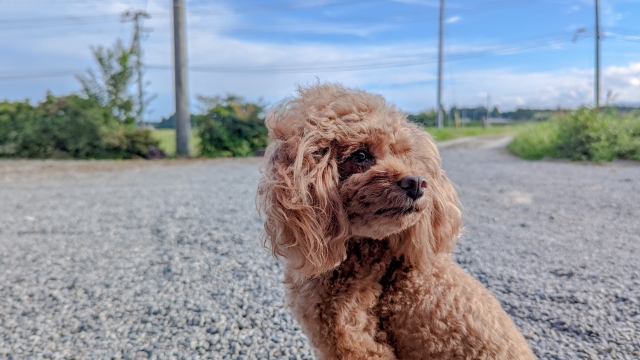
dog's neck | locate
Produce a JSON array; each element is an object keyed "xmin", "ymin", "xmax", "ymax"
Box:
[
  {"xmin": 346, "ymin": 228, "xmax": 442, "ymax": 272},
  {"xmin": 285, "ymin": 224, "xmax": 449, "ymax": 286}
]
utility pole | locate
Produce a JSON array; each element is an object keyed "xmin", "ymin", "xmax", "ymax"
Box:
[
  {"xmin": 484, "ymin": 93, "xmax": 490, "ymax": 128},
  {"xmin": 123, "ymin": 10, "xmax": 150, "ymax": 127},
  {"xmin": 173, "ymin": 0, "xmax": 190, "ymax": 156},
  {"xmin": 594, "ymin": 0, "xmax": 601, "ymax": 111},
  {"xmin": 436, "ymin": 0, "xmax": 444, "ymax": 129}
]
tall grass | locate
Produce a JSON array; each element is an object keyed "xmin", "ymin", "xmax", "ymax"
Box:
[{"xmin": 508, "ymin": 108, "xmax": 640, "ymax": 162}]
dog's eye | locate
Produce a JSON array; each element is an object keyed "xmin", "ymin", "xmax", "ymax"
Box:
[
  {"xmin": 351, "ymin": 150, "xmax": 372, "ymax": 164},
  {"xmin": 339, "ymin": 149, "xmax": 376, "ymax": 180}
]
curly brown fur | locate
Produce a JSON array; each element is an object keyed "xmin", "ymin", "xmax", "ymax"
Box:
[{"xmin": 257, "ymin": 83, "xmax": 536, "ymax": 359}]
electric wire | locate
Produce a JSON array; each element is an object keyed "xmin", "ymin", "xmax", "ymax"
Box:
[
  {"xmin": 0, "ymin": 0, "xmax": 541, "ymax": 32},
  {"xmin": 0, "ymin": 30, "xmax": 578, "ymax": 80},
  {"xmin": 0, "ymin": 70, "xmax": 79, "ymax": 80},
  {"xmin": 142, "ymin": 33, "xmax": 575, "ymax": 74}
]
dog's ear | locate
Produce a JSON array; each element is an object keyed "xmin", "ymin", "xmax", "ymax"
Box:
[
  {"xmin": 257, "ymin": 133, "xmax": 350, "ymax": 282},
  {"xmin": 429, "ymin": 170, "xmax": 461, "ymax": 253},
  {"xmin": 413, "ymin": 130, "xmax": 462, "ymax": 254}
]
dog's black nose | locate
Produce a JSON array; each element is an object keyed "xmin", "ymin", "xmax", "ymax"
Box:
[{"xmin": 398, "ymin": 175, "xmax": 427, "ymax": 200}]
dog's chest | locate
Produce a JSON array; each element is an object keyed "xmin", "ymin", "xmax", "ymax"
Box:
[{"xmin": 315, "ymin": 239, "xmax": 412, "ymax": 314}]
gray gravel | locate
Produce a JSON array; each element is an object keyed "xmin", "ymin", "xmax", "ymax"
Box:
[{"xmin": 0, "ymin": 137, "xmax": 638, "ymax": 359}]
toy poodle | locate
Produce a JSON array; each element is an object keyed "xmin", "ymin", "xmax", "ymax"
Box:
[{"xmin": 257, "ymin": 83, "xmax": 535, "ymax": 359}]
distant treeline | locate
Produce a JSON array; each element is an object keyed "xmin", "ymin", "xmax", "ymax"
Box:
[
  {"xmin": 149, "ymin": 114, "xmax": 197, "ymax": 129},
  {"xmin": 407, "ymin": 106, "xmax": 640, "ymax": 127}
]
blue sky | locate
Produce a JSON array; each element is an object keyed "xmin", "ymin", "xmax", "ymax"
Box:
[{"xmin": 1, "ymin": 0, "xmax": 640, "ymax": 120}]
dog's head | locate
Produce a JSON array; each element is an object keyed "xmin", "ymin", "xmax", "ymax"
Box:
[{"xmin": 258, "ymin": 84, "xmax": 460, "ymax": 282}]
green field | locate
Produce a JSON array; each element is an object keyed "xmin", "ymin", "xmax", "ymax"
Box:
[
  {"xmin": 151, "ymin": 129, "xmax": 200, "ymax": 157},
  {"xmin": 425, "ymin": 124, "xmax": 524, "ymax": 141}
]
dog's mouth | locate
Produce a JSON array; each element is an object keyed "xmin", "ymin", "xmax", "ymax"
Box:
[{"xmin": 374, "ymin": 205, "xmax": 419, "ymax": 217}]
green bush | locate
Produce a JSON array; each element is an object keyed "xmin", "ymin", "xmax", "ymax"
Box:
[
  {"xmin": 507, "ymin": 121, "xmax": 560, "ymax": 160},
  {"xmin": 0, "ymin": 95, "xmax": 158, "ymax": 159},
  {"xmin": 0, "ymin": 100, "xmax": 40, "ymax": 155},
  {"xmin": 195, "ymin": 99, "xmax": 268, "ymax": 157},
  {"xmin": 508, "ymin": 108, "xmax": 640, "ymax": 162}
]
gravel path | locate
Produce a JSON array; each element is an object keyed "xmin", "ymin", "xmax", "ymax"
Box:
[{"xmin": 0, "ymin": 137, "xmax": 638, "ymax": 359}]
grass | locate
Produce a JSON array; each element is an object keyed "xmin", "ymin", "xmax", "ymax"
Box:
[
  {"xmin": 506, "ymin": 121, "xmax": 560, "ymax": 160},
  {"xmin": 425, "ymin": 124, "xmax": 524, "ymax": 141},
  {"xmin": 507, "ymin": 108, "xmax": 640, "ymax": 162},
  {"xmin": 151, "ymin": 129, "xmax": 200, "ymax": 157}
]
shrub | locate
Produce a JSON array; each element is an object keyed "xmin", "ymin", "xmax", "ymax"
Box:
[
  {"xmin": 195, "ymin": 98, "xmax": 268, "ymax": 157},
  {"xmin": 508, "ymin": 108, "xmax": 640, "ymax": 162},
  {"xmin": 507, "ymin": 121, "xmax": 560, "ymax": 160},
  {"xmin": 0, "ymin": 95, "xmax": 159, "ymax": 159},
  {"xmin": 0, "ymin": 100, "xmax": 40, "ymax": 155}
]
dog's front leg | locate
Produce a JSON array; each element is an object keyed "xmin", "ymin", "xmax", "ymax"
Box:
[
  {"xmin": 290, "ymin": 275, "xmax": 397, "ymax": 360},
  {"xmin": 330, "ymin": 288, "xmax": 397, "ymax": 360}
]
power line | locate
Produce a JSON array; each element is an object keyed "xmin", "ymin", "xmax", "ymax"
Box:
[
  {"xmin": 188, "ymin": 10, "xmax": 438, "ymax": 33},
  {"xmin": 0, "ymin": 15, "xmax": 122, "ymax": 31},
  {"xmin": 0, "ymin": 0, "xmax": 542, "ymax": 32},
  {"xmin": 189, "ymin": 0, "xmax": 386, "ymax": 15},
  {"xmin": 0, "ymin": 14, "xmax": 120, "ymax": 25},
  {"xmin": 606, "ymin": 33, "xmax": 640, "ymax": 44},
  {"xmin": 0, "ymin": 0, "xmax": 382, "ymax": 28},
  {"xmin": 454, "ymin": 0, "xmax": 539, "ymax": 13},
  {"xmin": 0, "ymin": 32, "xmax": 575, "ymax": 81},
  {"xmin": 0, "ymin": 2, "xmax": 382, "ymax": 31},
  {"xmin": 0, "ymin": 70, "xmax": 78, "ymax": 80},
  {"xmin": 143, "ymin": 34, "xmax": 573, "ymax": 74}
]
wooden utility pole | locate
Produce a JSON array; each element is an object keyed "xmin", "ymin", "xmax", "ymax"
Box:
[
  {"xmin": 594, "ymin": 0, "xmax": 601, "ymax": 110},
  {"xmin": 123, "ymin": 10, "xmax": 150, "ymax": 127},
  {"xmin": 436, "ymin": 0, "xmax": 444, "ymax": 129},
  {"xmin": 173, "ymin": 0, "xmax": 190, "ymax": 156},
  {"xmin": 454, "ymin": 110, "xmax": 460, "ymax": 129},
  {"xmin": 484, "ymin": 93, "xmax": 490, "ymax": 128}
]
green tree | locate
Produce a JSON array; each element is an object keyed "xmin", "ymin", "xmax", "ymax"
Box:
[
  {"xmin": 491, "ymin": 107, "xmax": 500, "ymax": 118},
  {"xmin": 195, "ymin": 95, "xmax": 268, "ymax": 157},
  {"xmin": 77, "ymin": 40, "xmax": 136, "ymax": 125}
]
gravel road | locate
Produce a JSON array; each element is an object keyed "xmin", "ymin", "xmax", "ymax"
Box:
[{"xmin": 0, "ymin": 136, "xmax": 638, "ymax": 359}]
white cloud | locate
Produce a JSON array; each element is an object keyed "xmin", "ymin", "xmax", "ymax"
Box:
[
  {"xmin": 445, "ymin": 16, "xmax": 460, "ymax": 24},
  {"xmin": 438, "ymin": 63, "xmax": 640, "ymax": 111}
]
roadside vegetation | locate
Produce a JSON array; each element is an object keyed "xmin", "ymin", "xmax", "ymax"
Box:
[
  {"xmin": 150, "ymin": 95, "xmax": 268, "ymax": 158},
  {"xmin": 193, "ymin": 95, "xmax": 268, "ymax": 158},
  {"xmin": 0, "ymin": 35, "xmax": 269, "ymax": 160},
  {"xmin": 151, "ymin": 129, "xmax": 200, "ymax": 157},
  {"xmin": 0, "ymin": 39, "xmax": 159, "ymax": 159},
  {"xmin": 425, "ymin": 124, "xmax": 523, "ymax": 141},
  {"xmin": 508, "ymin": 108, "xmax": 640, "ymax": 162},
  {"xmin": 0, "ymin": 95, "xmax": 158, "ymax": 159},
  {"xmin": 409, "ymin": 106, "xmax": 548, "ymax": 142}
]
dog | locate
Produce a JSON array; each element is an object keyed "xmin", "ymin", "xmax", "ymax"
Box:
[{"xmin": 257, "ymin": 83, "xmax": 535, "ymax": 359}]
